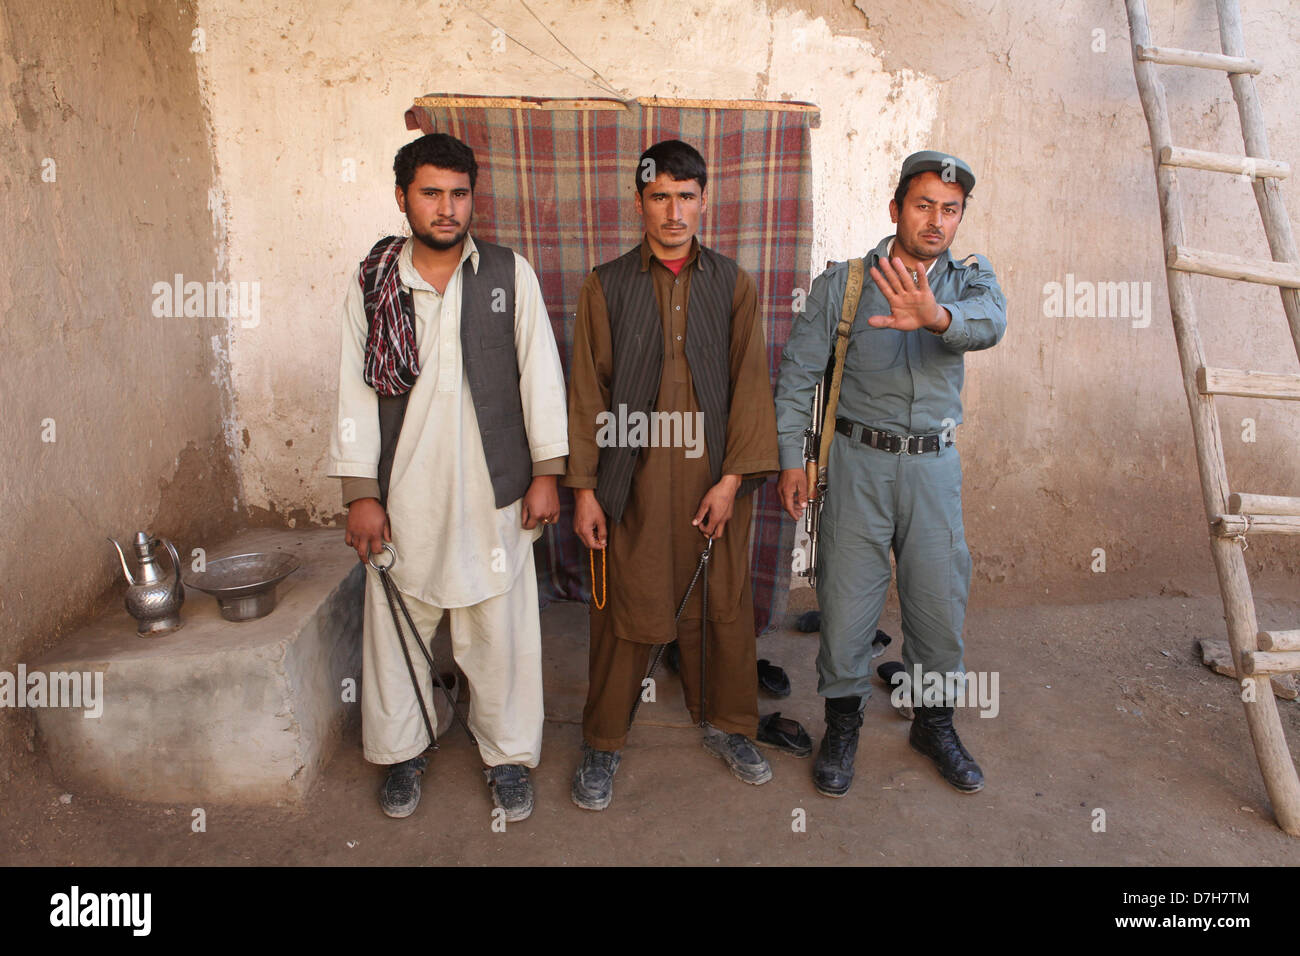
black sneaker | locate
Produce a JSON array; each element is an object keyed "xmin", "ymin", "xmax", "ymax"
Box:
[
  {"xmin": 380, "ymin": 755, "xmax": 428, "ymax": 818},
  {"xmin": 702, "ymin": 724, "xmax": 773, "ymax": 785},
  {"xmin": 485, "ymin": 764, "xmax": 534, "ymax": 822},
  {"xmin": 571, "ymin": 744, "xmax": 622, "ymax": 811}
]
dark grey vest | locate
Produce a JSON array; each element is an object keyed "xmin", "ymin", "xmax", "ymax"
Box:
[
  {"xmin": 375, "ymin": 238, "xmax": 531, "ymax": 509},
  {"xmin": 593, "ymin": 243, "xmax": 764, "ymax": 524}
]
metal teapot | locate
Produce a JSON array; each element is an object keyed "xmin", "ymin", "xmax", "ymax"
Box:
[{"xmin": 108, "ymin": 532, "xmax": 185, "ymax": 635}]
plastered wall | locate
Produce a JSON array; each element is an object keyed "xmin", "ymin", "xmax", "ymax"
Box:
[{"xmin": 0, "ymin": 0, "xmax": 241, "ymax": 780}]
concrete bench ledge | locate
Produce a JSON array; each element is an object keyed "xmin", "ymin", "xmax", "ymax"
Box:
[{"xmin": 33, "ymin": 527, "xmax": 377, "ymax": 807}]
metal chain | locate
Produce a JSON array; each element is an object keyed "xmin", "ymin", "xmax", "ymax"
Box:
[
  {"xmin": 628, "ymin": 537, "xmax": 713, "ymax": 727},
  {"xmin": 369, "ymin": 544, "xmax": 477, "ymax": 745}
]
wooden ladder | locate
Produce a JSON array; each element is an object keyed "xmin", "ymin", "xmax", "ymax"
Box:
[{"xmin": 1126, "ymin": 0, "xmax": 1300, "ymax": 834}]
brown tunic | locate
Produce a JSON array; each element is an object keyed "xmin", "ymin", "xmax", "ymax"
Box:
[
  {"xmin": 564, "ymin": 237, "xmax": 780, "ymax": 643},
  {"xmin": 565, "ymin": 236, "xmax": 779, "ymax": 745}
]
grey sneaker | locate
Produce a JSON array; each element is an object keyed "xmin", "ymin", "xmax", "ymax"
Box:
[
  {"xmin": 485, "ymin": 764, "xmax": 534, "ymax": 822},
  {"xmin": 380, "ymin": 755, "xmax": 428, "ymax": 818},
  {"xmin": 702, "ymin": 724, "xmax": 773, "ymax": 785},
  {"xmin": 571, "ymin": 744, "xmax": 622, "ymax": 811}
]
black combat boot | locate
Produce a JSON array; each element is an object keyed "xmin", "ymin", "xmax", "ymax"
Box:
[
  {"xmin": 909, "ymin": 706, "xmax": 984, "ymax": 793},
  {"xmin": 813, "ymin": 696, "xmax": 864, "ymax": 797}
]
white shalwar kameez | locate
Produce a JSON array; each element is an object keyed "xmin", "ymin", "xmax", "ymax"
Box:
[{"xmin": 329, "ymin": 236, "xmax": 568, "ymax": 767}]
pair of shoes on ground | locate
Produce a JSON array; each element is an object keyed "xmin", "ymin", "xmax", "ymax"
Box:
[
  {"xmin": 812, "ymin": 697, "xmax": 985, "ymax": 798},
  {"xmin": 571, "ymin": 723, "xmax": 772, "ymax": 811},
  {"xmin": 662, "ymin": 642, "xmax": 799, "ymax": 701},
  {"xmin": 379, "ymin": 754, "xmax": 534, "ymax": 822},
  {"xmin": 755, "ymin": 712, "xmax": 813, "ymax": 757}
]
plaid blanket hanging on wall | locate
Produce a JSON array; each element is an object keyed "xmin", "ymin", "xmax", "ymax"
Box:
[{"xmin": 404, "ymin": 94, "xmax": 817, "ymax": 637}]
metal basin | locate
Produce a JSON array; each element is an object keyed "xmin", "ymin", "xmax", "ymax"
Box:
[{"xmin": 183, "ymin": 552, "xmax": 301, "ymax": 622}]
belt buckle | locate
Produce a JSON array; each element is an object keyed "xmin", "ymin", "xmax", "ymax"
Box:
[
  {"xmin": 904, "ymin": 434, "xmax": 938, "ymax": 455},
  {"xmin": 866, "ymin": 428, "xmax": 907, "ymax": 455}
]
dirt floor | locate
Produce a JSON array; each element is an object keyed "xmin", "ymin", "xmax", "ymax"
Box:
[{"xmin": 3, "ymin": 585, "xmax": 1300, "ymax": 866}]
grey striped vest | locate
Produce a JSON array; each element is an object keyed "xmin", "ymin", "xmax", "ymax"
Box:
[
  {"xmin": 374, "ymin": 238, "xmax": 531, "ymax": 509},
  {"xmin": 593, "ymin": 243, "xmax": 764, "ymax": 524}
]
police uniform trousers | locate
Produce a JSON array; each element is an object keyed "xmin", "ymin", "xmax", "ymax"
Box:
[{"xmin": 816, "ymin": 432, "xmax": 972, "ymax": 701}]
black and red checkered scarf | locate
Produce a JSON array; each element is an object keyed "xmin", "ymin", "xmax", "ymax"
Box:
[{"xmin": 360, "ymin": 236, "xmax": 418, "ymax": 396}]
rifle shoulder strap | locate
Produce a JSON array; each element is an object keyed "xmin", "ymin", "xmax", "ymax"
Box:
[{"xmin": 815, "ymin": 257, "xmax": 865, "ymax": 471}]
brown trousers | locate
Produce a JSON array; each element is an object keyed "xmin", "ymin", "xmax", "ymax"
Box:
[{"xmin": 582, "ymin": 596, "xmax": 759, "ymax": 751}]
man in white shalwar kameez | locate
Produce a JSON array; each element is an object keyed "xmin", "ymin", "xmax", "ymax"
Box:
[{"xmin": 328, "ymin": 133, "xmax": 567, "ymax": 822}]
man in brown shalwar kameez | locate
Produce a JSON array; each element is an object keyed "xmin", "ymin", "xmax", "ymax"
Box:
[{"xmin": 563, "ymin": 139, "xmax": 780, "ymax": 811}]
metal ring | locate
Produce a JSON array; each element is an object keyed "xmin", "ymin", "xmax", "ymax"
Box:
[{"xmin": 368, "ymin": 543, "xmax": 397, "ymax": 571}]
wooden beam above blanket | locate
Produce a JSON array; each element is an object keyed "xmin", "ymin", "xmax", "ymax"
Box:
[{"xmin": 408, "ymin": 94, "xmax": 821, "ymax": 129}]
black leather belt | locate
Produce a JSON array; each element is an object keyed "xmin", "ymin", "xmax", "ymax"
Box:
[{"xmin": 835, "ymin": 417, "xmax": 953, "ymax": 455}]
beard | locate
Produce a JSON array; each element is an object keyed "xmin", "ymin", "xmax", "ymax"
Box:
[
  {"xmin": 897, "ymin": 226, "xmax": 951, "ymax": 262},
  {"xmin": 409, "ymin": 212, "xmax": 472, "ymax": 251},
  {"xmin": 894, "ymin": 223, "xmax": 956, "ymax": 265}
]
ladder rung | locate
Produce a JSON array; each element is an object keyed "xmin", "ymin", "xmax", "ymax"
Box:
[
  {"xmin": 1168, "ymin": 246, "xmax": 1300, "ymax": 288},
  {"xmin": 1242, "ymin": 651, "xmax": 1300, "ymax": 675},
  {"xmin": 1197, "ymin": 366, "xmax": 1300, "ymax": 401},
  {"xmin": 1230, "ymin": 493, "xmax": 1300, "ymax": 516},
  {"xmin": 1160, "ymin": 145, "xmax": 1290, "ymax": 180},
  {"xmin": 1135, "ymin": 44, "xmax": 1262, "ymax": 73},
  {"xmin": 1259, "ymin": 630, "xmax": 1300, "ymax": 652},
  {"xmin": 1215, "ymin": 514, "xmax": 1300, "ymax": 536}
]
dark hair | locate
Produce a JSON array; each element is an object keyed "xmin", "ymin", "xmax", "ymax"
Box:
[
  {"xmin": 893, "ymin": 172, "xmax": 971, "ymax": 212},
  {"xmin": 635, "ymin": 139, "xmax": 708, "ymax": 195},
  {"xmin": 393, "ymin": 133, "xmax": 478, "ymax": 192}
]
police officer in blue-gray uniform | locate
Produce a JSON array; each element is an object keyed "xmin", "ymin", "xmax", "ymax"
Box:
[{"xmin": 774, "ymin": 150, "xmax": 1006, "ymax": 797}]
